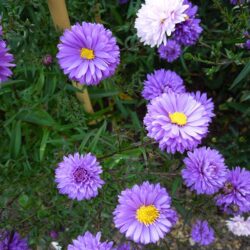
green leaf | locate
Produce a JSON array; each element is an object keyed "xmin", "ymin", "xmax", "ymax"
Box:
[
  {"xmin": 17, "ymin": 109, "xmax": 57, "ymax": 127},
  {"xmin": 18, "ymin": 194, "xmax": 29, "ymax": 208},
  {"xmin": 230, "ymin": 62, "xmax": 250, "ymax": 89},
  {"xmin": 39, "ymin": 128, "xmax": 50, "ymax": 161},
  {"xmin": 10, "ymin": 120, "xmax": 22, "ymax": 159},
  {"xmin": 88, "ymin": 121, "xmax": 107, "ymax": 151}
]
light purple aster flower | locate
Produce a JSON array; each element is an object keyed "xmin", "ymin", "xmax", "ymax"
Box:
[
  {"xmin": 0, "ymin": 231, "xmax": 29, "ymax": 250},
  {"xmin": 191, "ymin": 220, "xmax": 215, "ymax": 246},
  {"xmin": 57, "ymin": 22, "xmax": 120, "ymax": 86},
  {"xmin": 158, "ymin": 40, "xmax": 182, "ymax": 62},
  {"xmin": 182, "ymin": 147, "xmax": 228, "ymax": 195},
  {"xmin": 113, "ymin": 181, "xmax": 178, "ymax": 245},
  {"xmin": 144, "ymin": 92, "xmax": 210, "ymax": 154},
  {"xmin": 55, "ymin": 152, "xmax": 104, "ymax": 201},
  {"xmin": 230, "ymin": 0, "xmax": 248, "ymax": 4},
  {"xmin": 142, "ymin": 69, "xmax": 185, "ymax": 101},
  {"xmin": 173, "ymin": 1, "xmax": 203, "ymax": 46},
  {"xmin": 68, "ymin": 231, "xmax": 113, "ymax": 250},
  {"xmin": 191, "ymin": 91, "xmax": 215, "ymax": 122},
  {"xmin": 245, "ymin": 40, "xmax": 250, "ymax": 50},
  {"xmin": 215, "ymin": 167, "xmax": 250, "ymax": 215},
  {"xmin": 115, "ymin": 243, "xmax": 132, "ymax": 250},
  {"xmin": 0, "ymin": 40, "xmax": 15, "ymax": 83}
]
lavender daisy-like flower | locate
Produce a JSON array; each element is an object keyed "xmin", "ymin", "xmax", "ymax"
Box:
[
  {"xmin": 158, "ymin": 40, "xmax": 182, "ymax": 62},
  {"xmin": 215, "ymin": 167, "xmax": 250, "ymax": 215},
  {"xmin": 191, "ymin": 220, "xmax": 215, "ymax": 246},
  {"xmin": 135, "ymin": 0, "xmax": 189, "ymax": 47},
  {"xmin": 144, "ymin": 92, "xmax": 210, "ymax": 154},
  {"xmin": 0, "ymin": 40, "xmax": 15, "ymax": 83},
  {"xmin": 55, "ymin": 152, "xmax": 104, "ymax": 201},
  {"xmin": 245, "ymin": 40, "xmax": 250, "ymax": 50},
  {"xmin": 0, "ymin": 231, "xmax": 29, "ymax": 250},
  {"xmin": 115, "ymin": 243, "xmax": 132, "ymax": 250},
  {"xmin": 57, "ymin": 22, "xmax": 120, "ymax": 86},
  {"xmin": 68, "ymin": 231, "xmax": 113, "ymax": 250},
  {"xmin": 142, "ymin": 69, "xmax": 185, "ymax": 101},
  {"xmin": 173, "ymin": 0, "xmax": 202, "ymax": 46},
  {"xmin": 230, "ymin": 0, "xmax": 248, "ymax": 5},
  {"xmin": 226, "ymin": 215, "xmax": 250, "ymax": 236},
  {"xmin": 191, "ymin": 91, "xmax": 215, "ymax": 122},
  {"xmin": 182, "ymin": 147, "xmax": 228, "ymax": 195},
  {"xmin": 119, "ymin": 0, "xmax": 129, "ymax": 4},
  {"xmin": 113, "ymin": 181, "xmax": 178, "ymax": 245}
]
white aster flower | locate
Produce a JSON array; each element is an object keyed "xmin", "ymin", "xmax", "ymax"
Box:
[
  {"xmin": 135, "ymin": 0, "xmax": 189, "ymax": 47},
  {"xmin": 226, "ymin": 216, "xmax": 250, "ymax": 236}
]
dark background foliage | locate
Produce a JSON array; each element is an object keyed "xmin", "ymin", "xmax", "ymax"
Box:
[{"xmin": 0, "ymin": 0, "xmax": 249, "ymax": 249}]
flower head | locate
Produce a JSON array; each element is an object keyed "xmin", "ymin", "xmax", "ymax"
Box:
[
  {"xmin": 191, "ymin": 91, "xmax": 214, "ymax": 122},
  {"xmin": 230, "ymin": 0, "xmax": 248, "ymax": 5},
  {"xmin": 144, "ymin": 92, "xmax": 210, "ymax": 154},
  {"xmin": 113, "ymin": 181, "xmax": 178, "ymax": 245},
  {"xmin": 115, "ymin": 243, "xmax": 132, "ymax": 250},
  {"xmin": 0, "ymin": 16, "xmax": 3, "ymax": 36},
  {"xmin": 57, "ymin": 22, "xmax": 120, "ymax": 85},
  {"xmin": 135, "ymin": 0, "xmax": 189, "ymax": 47},
  {"xmin": 245, "ymin": 40, "xmax": 250, "ymax": 50},
  {"xmin": 191, "ymin": 220, "xmax": 215, "ymax": 246},
  {"xmin": 226, "ymin": 215, "xmax": 250, "ymax": 236},
  {"xmin": 158, "ymin": 40, "xmax": 181, "ymax": 62},
  {"xmin": 68, "ymin": 231, "xmax": 113, "ymax": 250},
  {"xmin": 182, "ymin": 147, "xmax": 228, "ymax": 195},
  {"xmin": 0, "ymin": 40, "xmax": 15, "ymax": 83},
  {"xmin": 142, "ymin": 69, "xmax": 185, "ymax": 101},
  {"xmin": 173, "ymin": 0, "xmax": 202, "ymax": 46},
  {"xmin": 55, "ymin": 153, "xmax": 104, "ymax": 201},
  {"xmin": 0, "ymin": 231, "xmax": 29, "ymax": 250},
  {"xmin": 215, "ymin": 167, "xmax": 250, "ymax": 214},
  {"xmin": 42, "ymin": 54, "xmax": 53, "ymax": 66}
]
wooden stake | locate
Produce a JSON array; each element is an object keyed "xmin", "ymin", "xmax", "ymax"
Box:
[{"xmin": 47, "ymin": 0, "xmax": 94, "ymax": 113}]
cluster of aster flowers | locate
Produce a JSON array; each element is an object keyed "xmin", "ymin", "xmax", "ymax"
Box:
[
  {"xmin": 0, "ymin": 16, "xmax": 15, "ymax": 84},
  {"xmin": 142, "ymin": 68, "xmax": 214, "ymax": 154},
  {"xmin": 135, "ymin": 0, "xmax": 202, "ymax": 62}
]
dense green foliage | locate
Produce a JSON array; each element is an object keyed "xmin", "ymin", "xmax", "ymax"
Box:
[{"xmin": 0, "ymin": 0, "xmax": 249, "ymax": 249}]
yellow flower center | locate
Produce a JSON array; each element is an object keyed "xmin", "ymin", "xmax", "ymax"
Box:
[
  {"xmin": 169, "ymin": 112, "xmax": 187, "ymax": 126},
  {"xmin": 136, "ymin": 205, "xmax": 159, "ymax": 225},
  {"xmin": 80, "ymin": 48, "xmax": 95, "ymax": 60}
]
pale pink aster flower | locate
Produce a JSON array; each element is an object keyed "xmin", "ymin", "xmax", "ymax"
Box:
[
  {"xmin": 226, "ymin": 216, "xmax": 250, "ymax": 236},
  {"xmin": 135, "ymin": 0, "xmax": 189, "ymax": 47}
]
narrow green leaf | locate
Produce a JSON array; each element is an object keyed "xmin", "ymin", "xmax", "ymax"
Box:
[
  {"xmin": 10, "ymin": 120, "xmax": 22, "ymax": 159},
  {"xmin": 230, "ymin": 62, "xmax": 250, "ymax": 89},
  {"xmin": 88, "ymin": 121, "xmax": 107, "ymax": 151},
  {"xmin": 39, "ymin": 128, "xmax": 50, "ymax": 161}
]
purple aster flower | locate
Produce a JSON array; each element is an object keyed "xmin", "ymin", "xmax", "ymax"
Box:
[
  {"xmin": 42, "ymin": 54, "xmax": 53, "ymax": 66},
  {"xmin": 57, "ymin": 22, "xmax": 120, "ymax": 86},
  {"xmin": 245, "ymin": 40, "xmax": 250, "ymax": 50},
  {"xmin": 0, "ymin": 40, "xmax": 15, "ymax": 83},
  {"xmin": 0, "ymin": 231, "xmax": 29, "ymax": 250},
  {"xmin": 182, "ymin": 147, "xmax": 228, "ymax": 195},
  {"xmin": 50, "ymin": 230, "xmax": 59, "ymax": 240},
  {"xmin": 142, "ymin": 69, "xmax": 185, "ymax": 101},
  {"xmin": 215, "ymin": 167, "xmax": 250, "ymax": 215},
  {"xmin": 230, "ymin": 0, "xmax": 248, "ymax": 4},
  {"xmin": 158, "ymin": 40, "xmax": 181, "ymax": 63},
  {"xmin": 119, "ymin": 0, "xmax": 129, "ymax": 4},
  {"xmin": 144, "ymin": 92, "xmax": 210, "ymax": 154},
  {"xmin": 173, "ymin": 1, "xmax": 202, "ymax": 46},
  {"xmin": 191, "ymin": 220, "xmax": 215, "ymax": 246},
  {"xmin": 55, "ymin": 152, "xmax": 104, "ymax": 201},
  {"xmin": 191, "ymin": 91, "xmax": 214, "ymax": 122},
  {"xmin": 115, "ymin": 243, "xmax": 132, "ymax": 250},
  {"xmin": 113, "ymin": 181, "xmax": 178, "ymax": 245},
  {"xmin": 68, "ymin": 231, "xmax": 113, "ymax": 250}
]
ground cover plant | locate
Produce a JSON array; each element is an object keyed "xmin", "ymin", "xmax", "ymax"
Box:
[{"xmin": 0, "ymin": 0, "xmax": 250, "ymax": 249}]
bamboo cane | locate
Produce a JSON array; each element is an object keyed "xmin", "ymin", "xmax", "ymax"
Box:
[{"xmin": 47, "ymin": 0, "xmax": 94, "ymax": 113}]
